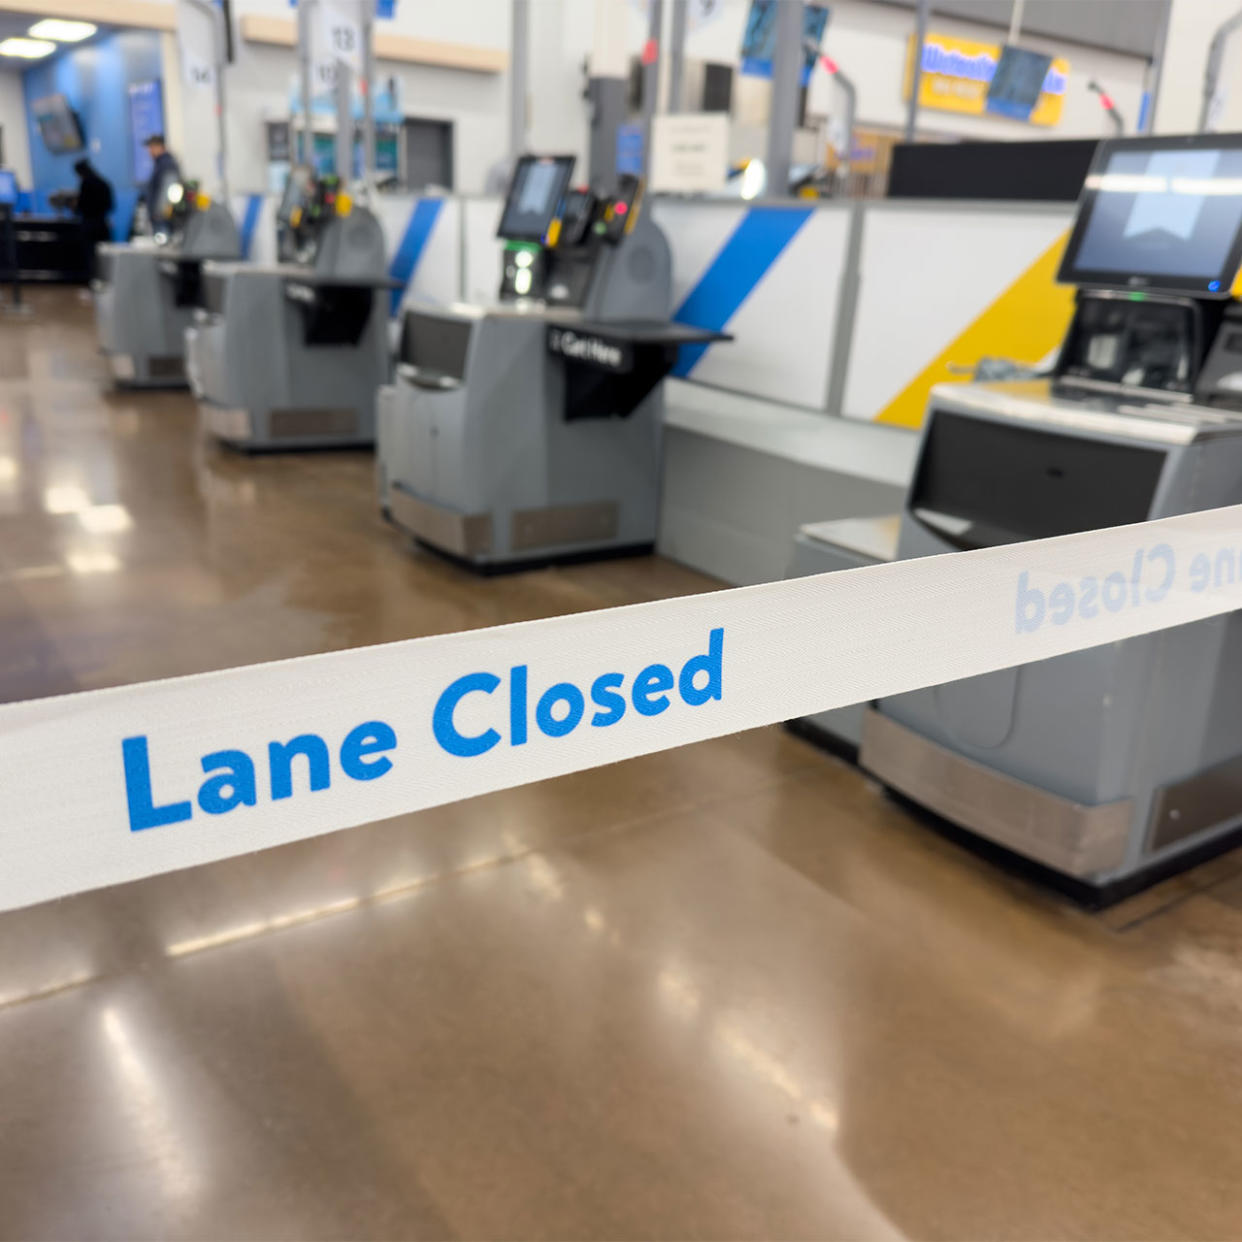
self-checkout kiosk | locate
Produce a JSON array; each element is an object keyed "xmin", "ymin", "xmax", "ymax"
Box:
[
  {"xmin": 93, "ymin": 175, "xmax": 240, "ymax": 388},
  {"xmin": 186, "ymin": 168, "xmax": 393, "ymax": 450},
  {"xmin": 376, "ymin": 154, "xmax": 728, "ymax": 570},
  {"xmin": 791, "ymin": 133, "xmax": 1242, "ymax": 900}
]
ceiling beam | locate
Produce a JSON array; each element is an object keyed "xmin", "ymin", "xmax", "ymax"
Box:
[
  {"xmin": 239, "ymin": 14, "xmax": 507, "ymax": 74},
  {"xmin": 0, "ymin": 0, "xmax": 176, "ymax": 31}
]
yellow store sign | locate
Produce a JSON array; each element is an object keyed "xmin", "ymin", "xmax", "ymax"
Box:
[{"xmin": 904, "ymin": 33, "xmax": 1069, "ymax": 127}]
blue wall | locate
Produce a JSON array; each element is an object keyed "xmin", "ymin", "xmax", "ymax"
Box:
[{"xmin": 22, "ymin": 29, "xmax": 163, "ymax": 238}]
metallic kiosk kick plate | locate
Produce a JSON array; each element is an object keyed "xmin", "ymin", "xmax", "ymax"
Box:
[
  {"xmin": 510, "ymin": 502, "xmax": 619, "ymax": 552},
  {"xmin": 390, "ymin": 488, "xmax": 493, "ymax": 557},
  {"xmin": 860, "ymin": 708, "xmax": 1133, "ymax": 878}
]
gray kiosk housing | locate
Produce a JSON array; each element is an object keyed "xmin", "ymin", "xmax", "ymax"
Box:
[
  {"xmin": 187, "ymin": 183, "xmax": 391, "ymax": 450},
  {"xmin": 793, "ymin": 384, "xmax": 1242, "ymax": 894},
  {"xmin": 377, "ymin": 156, "xmax": 725, "ymax": 569},
  {"xmin": 94, "ymin": 202, "xmax": 240, "ymax": 388},
  {"xmin": 789, "ymin": 133, "xmax": 1242, "ymax": 900}
]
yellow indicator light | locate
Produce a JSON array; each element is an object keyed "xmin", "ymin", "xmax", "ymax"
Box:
[{"xmin": 336, "ymin": 192, "xmax": 353, "ymax": 217}]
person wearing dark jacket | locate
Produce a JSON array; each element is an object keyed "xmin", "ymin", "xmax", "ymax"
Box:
[
  {"xmin": 73, "ymin": 158, "xmax": 113, "ymax": 249},
  {"xmin": 142, "ymin": 133, "xmax": 182, "ymax": 227},
  {"xmin": 73, "ymin": 158, "xmax": 113, "ymax": 281}
]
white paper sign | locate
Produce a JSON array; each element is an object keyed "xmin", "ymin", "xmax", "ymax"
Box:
[
  {"xmin": 183, "ymin": 50, "xmax": 215, "ymax": 90},
  {"xmin": 320, "ymin": 0, "xmax": 364, "ymax": 73},
  {"xmin": 176, "ymin": 0, "xmax": 217, "ymax": 93},
  {"xmin": 650, "ymin": 113, "xmax": 729, "ymax": 193}
]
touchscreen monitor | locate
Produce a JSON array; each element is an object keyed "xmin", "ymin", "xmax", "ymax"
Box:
[
  {"xmin": 497, "ymin": 155, "xmax": 575, "ymax": 243},
  {"xmin": 1059, "ymin": 135, "xmax": 1242, "ymax": 297}
]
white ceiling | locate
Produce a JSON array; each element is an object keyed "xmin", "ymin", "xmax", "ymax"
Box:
[{"xmin": 0, "ymin": 11, "xmax": 111, "ymax": 62}]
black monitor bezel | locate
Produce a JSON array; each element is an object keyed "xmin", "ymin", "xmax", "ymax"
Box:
[
  {"xmin": 497, "ymin": 154, "xmax": 575, "ymax": 244},
  {"xmin": 1057, "ymin": 132, "xmax": 1242, "ymax": 299}
]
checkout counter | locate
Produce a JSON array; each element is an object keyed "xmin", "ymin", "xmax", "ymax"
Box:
[
  {"xmin": 187, "ymin": 168, "xmax": 393, "ymax": 450},
  {"xmin": 12, "ymin": 215, "xmax": 92, "ymax": 284},
  {"xmin": 94, "ymin": 176, "xmax": 240, "ymax": 387},
  {"xmin": 377, "ymin": 153, "xmax": 727, "ymax": 570},
  {"xmin": 791, "ymin": 133, "xmax": 1242, "ymax": 901}
]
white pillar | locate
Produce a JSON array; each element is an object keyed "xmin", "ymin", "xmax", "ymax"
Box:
[{"xmin": 1154, "ymin": 0, "xmax": 1236, "ymax": 133}]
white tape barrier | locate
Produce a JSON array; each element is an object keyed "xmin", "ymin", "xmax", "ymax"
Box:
[{"xmin": 5, "ymin": 506, "xmax": 1242, "ymax": 913}]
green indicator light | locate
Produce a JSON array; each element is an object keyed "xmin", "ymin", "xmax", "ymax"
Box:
[{"xmin": 1128, "ymin": 292, "xmax": 1147, "ymax": 301}]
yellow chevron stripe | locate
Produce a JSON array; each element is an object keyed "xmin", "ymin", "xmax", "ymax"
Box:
[{"xmin": 875, "ymin": 229, "xmax": 1075, "ymax": 429}]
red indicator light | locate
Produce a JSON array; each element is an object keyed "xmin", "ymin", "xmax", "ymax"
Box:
[
  {"xmin": 820, "ymin": 55, "xmax": 838, "ymax": 74},
  {"xmin": 1100, "ymin": 93, "xmax": 1115, "ymax": 110},
  {"xmin": 615, "ymin": 201, "xmax": 628, "ymax": 215}
]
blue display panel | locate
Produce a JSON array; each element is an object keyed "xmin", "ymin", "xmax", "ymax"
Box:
[
  {"xmin": 985, "ymin": 46, "xmax": 1054, "ymax": 121},
  {"xmin": 128, "ymin": 79, "xmax": 165, "ymax": 186},
  {"xmin": 616, "ymin": 124, "xmax": 643, "ymax": 176},
  {"xmin": 740, "ymin": 1, "xmax": 830, "ymax": 86}
]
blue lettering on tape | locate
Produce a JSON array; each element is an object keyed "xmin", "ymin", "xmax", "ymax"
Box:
[
  {"xmin": 431, "ymin": 627, "xmax": 725, "ymax": 757},
  {"xmin": 1016, "ymin": 544, "xmax": 1180, "ymax": 634},
  {"xmin": 123, "ymin": 721, "xmax": 398, "ymax": 832},
  {"xmin": 122, "ymin": 630, "xmax": 726, "ymax": 829},
  {"xmin": 123, "ymin": 737, "xmax": 193, "ymax": 831},
  {"xmin": 432, "ymin": 673, "xmax": 502, "ymax": 758},
  {"xmin": 198, "ymin": 749, "xmax": 257, "ymax": 815}
]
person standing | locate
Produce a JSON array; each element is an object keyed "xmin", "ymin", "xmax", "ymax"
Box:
[
  {"xmin": 142, "ymin": 133, "xmax": 182, "ymax": 227},
  {"xmin": 73, "ymin": 158, "xmax": 114, "ymax": 249},
  {"xmin": 73, "ymin": 158, "xmax": 113, "ymax": 281}
]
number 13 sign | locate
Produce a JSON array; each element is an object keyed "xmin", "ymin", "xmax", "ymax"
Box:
[{"xmin": 319, "ymin": 0, "xmax": 364, "ymax": 74}]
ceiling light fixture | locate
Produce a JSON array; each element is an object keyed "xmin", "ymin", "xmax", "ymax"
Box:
[
  {"xmin": 0, "ymin": 37, "xmax": 56, "ymax": 59},
  {"xmin": 28, "ymin": 19, "xmax": 97, "ymax": 43}
]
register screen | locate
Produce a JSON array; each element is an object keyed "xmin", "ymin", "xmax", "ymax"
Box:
[
  {"xmin": 497, "ymin": 156, "xmax": 573, "ymax": 242},
  {"xmin": 1071, "ymin": 146, "xmax": 1242, "ymax": 281}
]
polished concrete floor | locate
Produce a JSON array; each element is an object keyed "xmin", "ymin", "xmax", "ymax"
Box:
[{"xmin": 3, "ymin": 290, "xmax": 1242, "ymax": 1240}]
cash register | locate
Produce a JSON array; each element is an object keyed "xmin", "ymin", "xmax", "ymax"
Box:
[
  {"xmin": 94, "ymin": 173, "xmax": 240, "ymax": 387},
  {"xmin": 186, "ymin": 167, "xmax": 394, "ymax": 450},
  {"xmin": 376, "ymin": 153, "xmax": 728, "ymax": 570},
  {"xmin": 790, "ymin": 133, "xmax": 1242, "ymax": 901}
]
